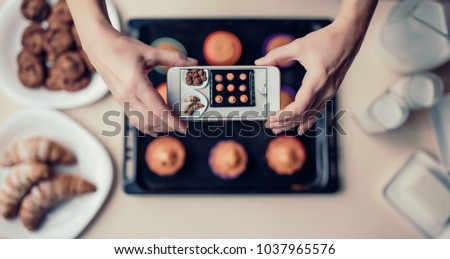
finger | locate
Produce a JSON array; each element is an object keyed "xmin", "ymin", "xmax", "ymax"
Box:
[
  {"xmin": 153, "ymin": 48, "xmax": 198, "ymax": 67},
  {"xmin": 255, "ymin": 41, "xmax": 297, "ymax": 66},
  {"xmin": 135, "ymin": 75, "xmax": 188, "ymax": 133},
  {"xmin": 265, "ymin": 109, "xmax": 295, "ymax": 127},
  {"xmin": 128, "ymin": 106, "xmax": 158, "ymax": 137},
  {"xmin": 272, "ymin": 124, "xmax": 297, "ymax": 135},
  {"xmin": 298, "ymin": 116, "xmax": 318, "ymax": 136}
]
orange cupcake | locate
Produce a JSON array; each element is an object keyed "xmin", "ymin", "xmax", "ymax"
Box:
[
  {"xmin": 280, "ymin": 86, "xmax": 296, "ymax": 109},
  {"xmin": 203, "ymin": 31, "xmax": 242, "ymax": 66},
  {"xmin": 151, "ymin": 37, "xmax": 187, "ymax": 74},
  {"xmin": 156, "ymin": 82, "xmax": 167, "ymax": 104},
  {"xmin": 263, "ymin": 33, "xmax": 295, "ymax": 68},
  {"xmin": 209, "ymin": 140, "xmax": 248, "ymax": 180},
  {"xmin": 145, "ymin": 136, "xmax": 186, "ymax": 177},
  {"xmin": 265, "ymin": 136, "xmax": 306, "ymax": 176}
]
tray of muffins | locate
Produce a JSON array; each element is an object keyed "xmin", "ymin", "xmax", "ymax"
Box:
[{"xmin": 123, "ymin": 18, "xmax": 339, "ymax": 194}]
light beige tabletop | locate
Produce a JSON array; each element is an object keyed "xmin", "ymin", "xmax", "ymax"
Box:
[{"xmin": 0, "ymin": 0, "xmax": 446, "ymax": 239}]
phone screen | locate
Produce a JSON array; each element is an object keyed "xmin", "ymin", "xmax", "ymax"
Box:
[{"xmin": 209, "ymin": 69, "xmax": 256, "ymax": 108}]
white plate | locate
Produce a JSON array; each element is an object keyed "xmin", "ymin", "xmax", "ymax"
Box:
[
  {"xmin": 180, "ymin": 91, "xmax": 209, "ymax": 117},
  {"xmin": 182, "ymin": 69, "xmax": 209, "ymax": 89},
  {"xmin": 0, "ymin": 0, "xmax": 121, "ymax": 109},
  {"xmin": 0, "ymin": 109, "xmax": 113, "ymax": 238}
]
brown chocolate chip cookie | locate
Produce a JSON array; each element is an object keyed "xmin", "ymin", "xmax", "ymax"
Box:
[
  {"xmin": 54, "ymin": 51, "xmax": 86, "ymax": 80},
  {"xmin": 44, "ymin": 67, "xmax": 64, "ymax": 91},
  {"xmin": 43, "ymin": 27, "xmax": 74, "ymax": 61},
  {"xmin": 64, "ymin": 74, "xmax": 91, "ymax": 92},
  {"xmin": 48, "ymin": 0, "xmax": 73, "ymax": 24},
  {"xmin": 21, "ymin": 23, "xmax": 45, "ymax": 55},
  {"xmin": 18, "ymin": 59, "xmax": 45, "ymax": 88},
  {"xmin": 21, "ymin": 0, "xmax": 51, "ymax": 23},
  {"xmin": 17, "ymin": 49, "xmax": 42, "ymax": 64}
]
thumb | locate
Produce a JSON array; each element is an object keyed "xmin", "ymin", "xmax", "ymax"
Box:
[
  {"xmin": 255, "ymin": 41, "xmax": 297, "ymax": 66},
  {"xmin": 154, "ymin": 48, "xmax": 198, "ymax": 67}
]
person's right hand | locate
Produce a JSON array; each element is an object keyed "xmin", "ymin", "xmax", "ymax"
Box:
[{"xmin": 84, "ymin": 30, "xmax": 198, "ymax": 136}]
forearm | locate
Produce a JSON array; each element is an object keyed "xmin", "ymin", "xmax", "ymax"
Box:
[
  {"xmin": 66, "ymin": 0, "xmax": 116, "ymax": 51},
  {"xmin": 335, "ymin": 0, "xmax": 378, "ymax": 39}
]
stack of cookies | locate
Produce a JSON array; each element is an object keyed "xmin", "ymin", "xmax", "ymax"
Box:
[{"xmin": 18, "ymin": 0, "xmax": 95, "ymax": 92}]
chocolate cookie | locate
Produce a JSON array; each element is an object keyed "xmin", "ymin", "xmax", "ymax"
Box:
[
  {"xmin": 54, "ymin": 51, "xmax": 86, "ymax": 80},
  {"xmin": 18, "ymin": 59, "xmax": 45, "ymax": 88},
  {"xmin": 64, "ymin": 74, "xmax": 91, "ymax": 92},
  {"xmin": 17, "ymin": 49, "xmax": 42, "ymax": 64},
  {"xmin": 21, "ymin": 0, "xmax": 51, "ymax": 22},
  {"xmin": 44, "ymin": 67, "xmax": 64, "ymax": 91},
  {"xmin": 47, "ymin": 17, "xmax": 71, "ymax": 30},
  {"xmin": 43, "ymin": 27, "xmax": 73, "ymax": 61},
  {"xmin": 48, "ymin": 1, "xmax": 73, "ymax": 24},
  {"xmin": 79, "ymin": 51, "xmax": 95, "ymax": 72},
  {"xmin": 71, "ymin": 26, "xmax": 82, "ymax": 49},
  {"xmin": 21, "ymin": 23, "xmax": 45, "ymax": 54}
]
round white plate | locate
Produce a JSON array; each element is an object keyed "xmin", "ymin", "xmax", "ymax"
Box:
[
  {"xmin": 181, "ymin": 90, "xmax": 209, "ymax": 117},
  {"xmin": 0, "ymin": 109, "xmax": 113, "ymax": 239},
  {"xmin": 0, "ymin": 0, "xmax": 121, "ymax": 109},
  {"xmin": 182, "ymin": 69, "xmax": 209, "ymax": 89}
]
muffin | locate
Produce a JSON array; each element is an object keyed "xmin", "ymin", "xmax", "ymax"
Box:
[
  {"xmin": 280, "ymin": 86, "xmax": 296, "ymax": 109},
  {"xmin": 156, "ymin": 82, "xmax": 168, "ymax": 104},
  {"xmin": 21, "ymin": 0, "xmax": 51, "ymax": 23},
  {"xmin": 265, "ymin": 136, "xmax": 306, "ymax": 176},
  {"xmin": 145, "ymin": 136, "xmax": 186, "ymax": 177},
  {"xmin": 262, "ymin": 33, "xmax": 295, "ymax": 68},
  {"xmin": 151, "ymin": 37, "xmax": 187, "ymax": 74},
  {"xmin": 203, "ymin": 31, "xmax": 242, "ymax": 66},
  {"xmin": 21, "ymin": 24, "xmax": 45, "ymax": 55},
  {"xmin": 209, "ymin": 140, "xmax": 248, "ymax": 180}
]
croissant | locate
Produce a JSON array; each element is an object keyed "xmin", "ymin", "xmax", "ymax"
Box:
[
  {"xmin": 20, "ymin": 174, "xmax": 96, "ymax": 231},
  {"xmin": 1, "ymin": 137, "xmax": 76, "ymax": 167},
  {"xmin": 0, "ymin": 163, "xmax": 50, "ymax": 218}
]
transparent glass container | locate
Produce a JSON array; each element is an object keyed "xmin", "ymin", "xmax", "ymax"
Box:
[{"xmin": 384, "ymin": 151, "xmax": 450, "ymax": 238}]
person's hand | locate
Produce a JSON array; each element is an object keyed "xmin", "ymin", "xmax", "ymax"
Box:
[
  {"xmin": 85, "ymin": 31, "xmax": 197, "ymax": 136},
  {"xmin": 255, "ymin": 21, "xmax": 366, "ymax": 135}
]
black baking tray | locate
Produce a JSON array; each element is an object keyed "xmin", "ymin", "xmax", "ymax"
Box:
[{"xmin": 123, "ymin": 18, "xmax": 339, "ymax": 194}]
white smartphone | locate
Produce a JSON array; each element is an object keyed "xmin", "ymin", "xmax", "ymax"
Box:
[{"xmin": 167, "ymin": 66, "xmax": 280, "ymax": 121}]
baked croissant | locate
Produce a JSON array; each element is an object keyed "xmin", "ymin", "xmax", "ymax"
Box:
[
  {"xmin": 20, "ymin": 174, "xmax": 96, "ymax": 231},
  {"xmin": 1, "ymin": 137, "xmax": 76, "ymax": 167},
  {"xmin": 0, "ymin": 163, "xmax": 50, "ymax": 218}
]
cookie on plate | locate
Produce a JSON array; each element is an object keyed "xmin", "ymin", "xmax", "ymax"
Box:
[
  {"xmin": 47, "ymin": 0, "xmax": 73, "ymax": 24},
  {"xmin": 43, "ymin": 27, "xmax": 74, "ymax": 61},
  {"xmin": 21, "ymin": 0, "xmax": 51, "ymax": 23},
  {"xmin": 54, "ymin": 51, "xmax": 86, "ymax": 80},
  {"xmin": 63, "ymin": 74, "xmax": 91, "ymax": 92},
  {"xmin": 21, "ymin": 23, "xmax": 46, "ymax": 55},
  {"xmin": 17, "ymin": 49, "xmax": 42, "ymax": 64},
  {"xmin": 18, "ymin": 58, "xmax": 45, "ymax": 88},
  {"xmin": 44, "ymin": 67, "xmax": 64, "ymax": 91}
]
